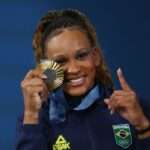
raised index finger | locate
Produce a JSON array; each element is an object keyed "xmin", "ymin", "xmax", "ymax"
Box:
[{"xmin": 117, "ymin": 68, "xmax": 132, "ymax": 91}]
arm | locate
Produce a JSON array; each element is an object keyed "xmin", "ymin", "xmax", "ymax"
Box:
[
  {"xmin": 16, "ymin": 102, "xmax": 50, "ymax": 150},
  {"xmin": 104, "ymin": 68, "xmax": 150, "ymax": 148},
  {"xmin": 136, "ymin": 101, "xmax": 150, "ymax": 150},
  {"xmin": 16, "ymin": 70, "xmax": 50, "ymax": 150}
]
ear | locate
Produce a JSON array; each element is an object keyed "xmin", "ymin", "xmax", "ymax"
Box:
[{"xmin": 92, "ymin": 47, "xmax": 102, "ymax": 67}]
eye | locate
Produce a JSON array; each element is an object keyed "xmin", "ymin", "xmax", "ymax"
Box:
[
  {"xmin": 54, "ymin": 58, "xmax": 67, "ymax": 66},
  {"xmin": 76, "ymin": 49, "xmax": 91, "ymax": 60}
]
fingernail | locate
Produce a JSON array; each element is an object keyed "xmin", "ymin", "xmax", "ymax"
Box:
[
  {"xmin": 110, "ymin": 110, "xmax": 114, "ymax": 115},
  {"xmin": 108, "ymin": 105, "xmax": 111, "ymax": 110},
  {"xmin": 104, "ymin": 98, "xmax": 109, "ymax": 103},
  {"xmin": 117, "ymin": 67, "xmax": 122, "ymax": 74},
  {"xmin": 42, "ymin": 74, "xmax": 47, "ymax": 79}
]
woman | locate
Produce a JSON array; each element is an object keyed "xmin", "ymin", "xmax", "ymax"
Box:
[{"xmin": 16, "ymin": 9, "xmax": 150, "ymax": 150}]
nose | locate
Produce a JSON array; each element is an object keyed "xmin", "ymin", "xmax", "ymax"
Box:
[{"xmin": 65, "ymin": 60, "xmax": 80, "ymax": 74}]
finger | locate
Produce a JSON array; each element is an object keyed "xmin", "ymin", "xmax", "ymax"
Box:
[
  {"xmin": 112, "ymin": 90, "xmax": 134, "ymax": 98},
  {"xmin": 32, "ymin": 86, "xmax": 48, "ymax": 104},
  {"xmin": 24, "ymin": 70, "xmax": 33, "ymax": 79},
  {"xmin": 104, "ymin": 98, "xmax": 114, "ymax": 111},
  {"xmin": 22, "ymin": 78, "xmax": 46, "ymax": 87},
  {"xmin": 24, "ymin": 69, "xmax": 47, "ymax": 80},
  {"xmin": 104, "ymin": 98, "xmax": 109, "ymax": 104},
  {"xmin": 32, "ymin": 93, "xmax": 42, "ymax": 109},
  {"xmin": 26, "ymin": 86, "xmax": 45, "ymax": 94},
  {"xmin": 113, "ymin": 90, "xmax": 128, "ymax": 96},
  {"xmin": 109, "ymin": 94, "xmax": 133, "ymax": 110},
  {"xmin": 110, "ymin": 109, "xmax": 115, "ymax": 115},
  {"xmin": 108, "ymin": 96, "xmax": 121, "ymax": 114},
  {"xmin": 104, "ymin": 98, "xmax": 111, "ymax": 109},
  {"xmin": 117, "ymin": 67, "xmax": 132, "ymax": 91},
  {"xmin": 104, "ymin": 98, "xmax": 115, "ymax": 114}
]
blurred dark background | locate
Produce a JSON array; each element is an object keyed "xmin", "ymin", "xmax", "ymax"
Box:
[{"xmin": 0, "ymin": 0, "xmax": 150, "ymax": 149}]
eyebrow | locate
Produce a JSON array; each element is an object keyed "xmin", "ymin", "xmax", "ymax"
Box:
[
  {"xmin": 51, "ymin": 47, "xmax": 92, "ymax": 60},
  {"xmin": 76, "ymin": 47, "xmax": 91, "ymax": 53},
  {"xmin": 52, "ymin": 54, "xmax": 67, "ymax": 61}
]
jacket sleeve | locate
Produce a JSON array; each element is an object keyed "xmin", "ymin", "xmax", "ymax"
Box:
[
  {"xmin": 16, "ymin": 102, "xmax": 50, "ymax": 150},
  {"xmin": 136, "ymin": 98, "xmax": 150, "ymax": 150}
]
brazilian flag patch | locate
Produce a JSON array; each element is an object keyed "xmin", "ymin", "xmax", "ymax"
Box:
[{"xmin": 112, "ymin": 124, "xmax": 132, "ymax": 149}]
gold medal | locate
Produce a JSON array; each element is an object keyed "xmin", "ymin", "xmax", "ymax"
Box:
[{"xmin": 37, "ymin": 60, "xmax": 64, "ymax": 91}]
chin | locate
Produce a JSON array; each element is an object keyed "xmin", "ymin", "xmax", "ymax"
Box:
[{"xmin": 64, "ymin": 86, "xmax": 89, "ymax": 96}]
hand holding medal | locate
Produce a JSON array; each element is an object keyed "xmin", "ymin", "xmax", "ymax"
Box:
[{"xmin": 21, "ymin": 60, "xmax": 64, "ymax": 124}]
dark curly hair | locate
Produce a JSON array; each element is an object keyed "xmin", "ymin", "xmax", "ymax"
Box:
[{"xmin": 32, "ymin": 9, "xmax": 113, "ymax": 88}]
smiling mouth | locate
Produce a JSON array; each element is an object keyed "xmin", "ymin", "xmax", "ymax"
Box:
[{"xmin": 66, "ymin": 77, "xmax": 85, "ymax": 86}]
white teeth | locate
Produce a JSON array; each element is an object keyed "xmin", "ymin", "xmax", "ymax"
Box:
[{"xmin": 69, "ymin": 78, "xmax": 84, "ymax": 86}]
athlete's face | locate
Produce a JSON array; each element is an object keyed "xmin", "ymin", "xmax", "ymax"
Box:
[{"xmin": 45, "ymin": 29, "xmax": 100, "ymax": 96}]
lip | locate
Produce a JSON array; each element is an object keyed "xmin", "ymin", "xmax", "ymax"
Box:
[{"xmin": 65, "ymin": 77, "xmax": 85, "ymax": 87}]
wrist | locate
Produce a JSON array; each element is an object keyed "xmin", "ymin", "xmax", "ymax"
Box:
[
  {"xmin": 135, "ymin": 117, "xmax": 150, "ymax": 131},
  {"xmin": 135, "ymin": 118, "xmax": 150, "ymax": 139},
  {"xmin": 23, "ymin": 111, "xmax": 39, "ymax": 124}
]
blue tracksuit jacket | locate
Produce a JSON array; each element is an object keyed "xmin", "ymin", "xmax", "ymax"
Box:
[{"xmin": 16, "ymin": 85, "xmax": 150, "ymax": 150}]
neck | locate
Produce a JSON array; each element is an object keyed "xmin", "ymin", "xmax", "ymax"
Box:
[{"xmin": 64, "ymin": 83, "xmax": 97, "ymax": 109}]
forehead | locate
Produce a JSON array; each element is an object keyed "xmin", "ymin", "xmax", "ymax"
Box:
[{"xmin": 45, "ymin": 29, "xmax": 91, "ymax": 58}]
